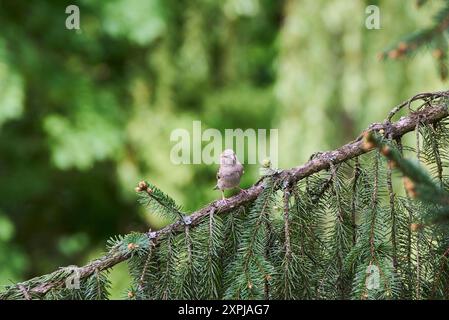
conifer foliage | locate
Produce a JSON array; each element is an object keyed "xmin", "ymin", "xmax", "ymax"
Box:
[
  {"xmin": 383, "ymin": 0, "xmax": 449, "ymax": 79},
  {"xmin": 2, "ymin": 91, "xmax": 449, "ymax": 300}
]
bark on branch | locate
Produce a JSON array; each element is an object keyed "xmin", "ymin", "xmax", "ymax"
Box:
[{"xmin": 4, "ymin": 97, "xmax": 449, "ymax": 297}]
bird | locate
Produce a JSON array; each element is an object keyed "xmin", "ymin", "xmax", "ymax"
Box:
[{"xmin": 214, "ymin": 149, "xmax": 245, "ymax": 200}]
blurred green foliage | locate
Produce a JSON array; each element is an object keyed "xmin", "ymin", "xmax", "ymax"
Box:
[{"xmin": 0, "ymin": 0, "xmax": 445, "ymax": 297}]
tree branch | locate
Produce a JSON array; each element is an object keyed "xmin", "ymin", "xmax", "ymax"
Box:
[{"xmin": 3, "ymin": 95, "xmax": 448, "ymax": 298}]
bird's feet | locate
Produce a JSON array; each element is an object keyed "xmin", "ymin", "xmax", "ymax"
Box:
[
  {"xmin": 216, "ymin": 190, "xmax": 227, "ymax": 206},
  {"xmin": 238, "ymin": 187, "xmax": 248, "ymax": 195},
  {"xmin": 217, "ymin": 199, "xmax": 228, "ymax": 206}
]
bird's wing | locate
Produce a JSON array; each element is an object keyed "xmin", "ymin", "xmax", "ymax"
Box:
[
  {"xmin": 214, "ymin": 167, "xmax": 223, "ymax": 190},
  {"xmin": 236, "ymin": 163, "xmax": 244, "ymax": 176},
  {"xmin": 216, "ymin": 171, "xmax": 220, "ymax": 180}
]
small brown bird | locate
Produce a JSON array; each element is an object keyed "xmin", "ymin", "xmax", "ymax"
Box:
[{"xmin": 214, "ymin": 149, "xmax": 245, "ymax": 200}]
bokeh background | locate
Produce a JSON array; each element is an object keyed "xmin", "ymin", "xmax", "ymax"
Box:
[{"xmin": 0, "ymin": 0, "xmax": 445, "ymax": 298}]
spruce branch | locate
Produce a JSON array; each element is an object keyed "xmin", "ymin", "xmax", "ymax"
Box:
[
  {"xmin": 381, "ymin": 1, "xmax": 449, "ymax": 79},
  {"xmin": 283, "ymin": 188, "xmax": 292, "ymax": 259},
  {"xmin": 387, "ymin": 154, "xmax": 398, "ymax": 270},
  {"xmin": 364, "ymin": 130, "xmax": 449, "ymax": 224},
  {"xmin": 136, "ymin": 180, "xmax": 185, "ymax": 222},
  {"xmin": 1, "ymin": 92, "xmax": 449, "ymax": 299},
  {"xmin": 351, "ymin": 157, "xmax": 360, "ymax": 245}
]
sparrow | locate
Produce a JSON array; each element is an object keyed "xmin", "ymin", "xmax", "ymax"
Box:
[{"xmin": 214, "ymin": 149, "xmax": 245, "ymax": 200}]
